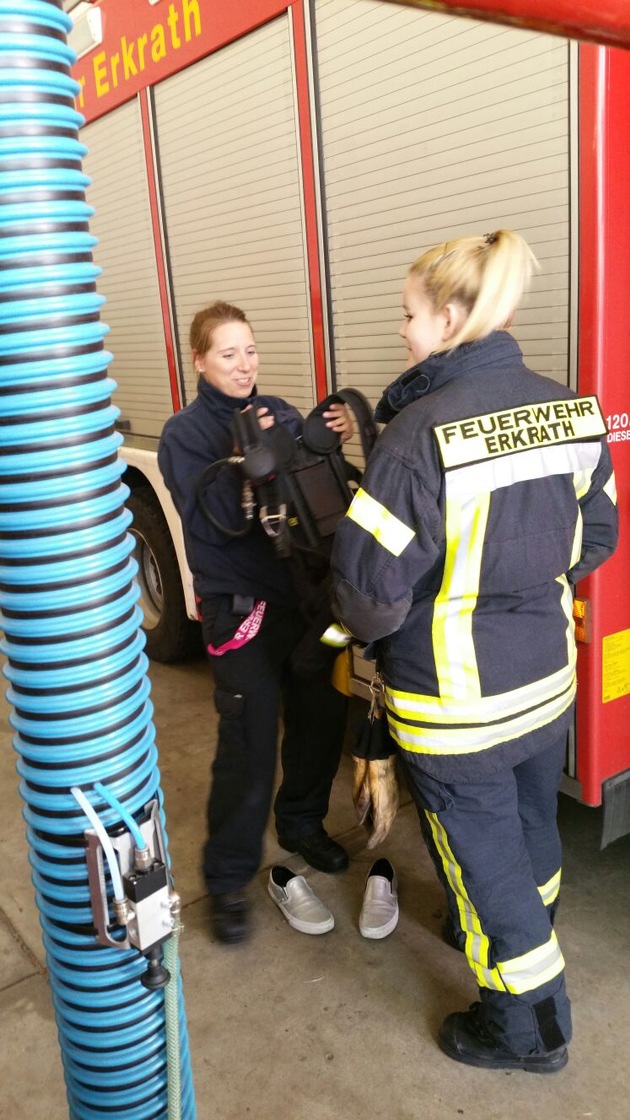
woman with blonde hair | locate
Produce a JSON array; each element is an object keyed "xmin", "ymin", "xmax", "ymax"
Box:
[{"xmin": 331, "ymin": 230, "xmax": 618, "ymax": 1072}]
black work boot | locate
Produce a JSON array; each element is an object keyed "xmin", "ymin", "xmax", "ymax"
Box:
[
  {"xmin": 277, "ymin": 827, "xmax": 349, "ymax": 873},
  {"xmin": 210, "ymin": 891, "xmax": 250, "ymax": 945},
  {"xmin": 438, "ymin": 1003, "xmax": 568, "ymax": 1074}
]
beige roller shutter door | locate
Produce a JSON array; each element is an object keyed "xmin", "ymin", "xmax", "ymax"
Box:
[
  {"xmin": 154, "ymin": 14, "xmax": 316, "ymax": 413},
  {"xmin": 82, "ymin": 102, "xmax": 173, "ymax": 441},
  {"xmin": 314, "ymin": 0, "xmax": 571, "ymax": 402}
]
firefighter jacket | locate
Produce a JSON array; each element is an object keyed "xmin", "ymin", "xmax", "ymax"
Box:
[
  {"xmin": 158, "ymin": 378, "xmax": 303, "ymax": 604},
  {"xmin": 331, "ymin": 331, "xmax": 618, "ymax": 780}
]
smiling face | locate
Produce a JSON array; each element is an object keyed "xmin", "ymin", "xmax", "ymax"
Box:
[
  {"xmin": 399, "ymin": 274, "xmax": 452, "ymax": 366},
  {"xmin": 195, "ymin": 320, "xmax": 259, "ymax": 399}
]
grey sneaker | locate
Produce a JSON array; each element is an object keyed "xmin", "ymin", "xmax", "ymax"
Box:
[
  {"xmin": 268, "ymin": 866, "xmax": 334, "ymax": 934},
  {"xmin": 359, "ymin": 858, "xmax": 399, "ymax": 939}
]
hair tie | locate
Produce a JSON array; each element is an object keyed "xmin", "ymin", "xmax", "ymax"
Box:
[{"xmin": 483, "ymin": 232, "xmax": 498, "ymax": 246}]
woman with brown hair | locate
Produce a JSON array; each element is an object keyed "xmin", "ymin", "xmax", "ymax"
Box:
[{"xmin": 159, "ymin": 301, "xmax": 353, "ymax": 944}]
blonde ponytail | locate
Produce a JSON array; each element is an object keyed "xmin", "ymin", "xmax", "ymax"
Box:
[{"xmin": 408, "ymin": 229, "xmax": 538, "ymax": 352}]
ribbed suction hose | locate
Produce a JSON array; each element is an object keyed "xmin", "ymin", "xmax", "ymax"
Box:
[{"xmin": 0, "ymin": 2, "xmax": 196, "ymax": 1116}]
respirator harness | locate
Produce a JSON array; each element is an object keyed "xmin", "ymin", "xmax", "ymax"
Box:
[{"xmin": 196, "ymin": 390, "xmax": 377, "ymax": 560}]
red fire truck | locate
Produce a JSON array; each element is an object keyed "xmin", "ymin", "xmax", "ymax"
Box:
[{"xmin": 67, "ymin": 0, "xmax": 630, "ymax": 841}]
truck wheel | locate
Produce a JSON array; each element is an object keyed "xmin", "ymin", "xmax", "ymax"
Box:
[{"xmin": 126, "ymin": 486, "xmax": 201, "ymax": 663}]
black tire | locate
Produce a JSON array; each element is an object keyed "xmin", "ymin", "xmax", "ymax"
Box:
[{"xmin": 126, "ymin": 486, "xmax": 201, "ymax": 663}]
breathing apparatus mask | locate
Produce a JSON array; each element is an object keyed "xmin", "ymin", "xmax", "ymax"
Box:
[{"xmin": 196, "ymin": 389, "xmax": 377, "ymax": 564}]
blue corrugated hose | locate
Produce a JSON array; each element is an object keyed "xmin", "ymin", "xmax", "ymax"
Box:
[{"xmin": 0, "ymin": 2, "xmax": 196, "ymax": 1116}]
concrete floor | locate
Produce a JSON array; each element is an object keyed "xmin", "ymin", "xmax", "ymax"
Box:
[{"xmin": 1, "ymin": 649, "xmax": 629, "ymax": 1120}]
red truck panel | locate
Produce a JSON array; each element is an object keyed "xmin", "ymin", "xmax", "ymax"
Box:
[{"xmin": 576, "ymin": 43, "xmax": 630, "ymax": 804}]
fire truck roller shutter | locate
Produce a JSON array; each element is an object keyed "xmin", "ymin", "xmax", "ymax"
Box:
[
  {"xmin": 314, "ymin": 0, "xmax": 572, "ymax": 406},
  {"xmin": 127, "ymin": 485, "xmax": 200, "ymax": 662},
  {"xmin": 154, "ymin": 14, "xmax": 317, "ymax": 415},
  {"xmin": 81, "ymin": 100, "xmax": 174, "ymax": 439}
]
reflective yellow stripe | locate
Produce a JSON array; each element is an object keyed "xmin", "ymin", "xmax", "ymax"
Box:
[
  {"xmin": 538, "ymin": 869, "xmax": 561, "ymax": 907},
  {"xmin": 385, "ymin": 658, "xmax": 576, "ymax": 724},
  {"xmin": 425, "ymin": 811, "xmax": 505, "ymax": 991},
  {"xmin": 497, "ymin": 931, "xmax": 565, "ymax": 994},
  {"xmin": 603, "ymin": 470, "xmax": 618, "ymax": 506},
  {"xmin": 432, "ymin": 489, "xmax": 489, "ymax": 699},
  {"xmin": 427, "ymin": 812, "xmax": 565, "ymax": 995},
  {"xmin": 387, "ymin": 678, "xmax": 576, "ymax": 754},
  {"xmin": 346, "ymin": 488, "xmax": 415, "ymax": 556},
  {"xmin": 573, "ymin": 467, "xmax": 595, "ymax": 500},
  {"xmin": 320, "ymin": 624, "xmax": 352, "ymax": 648}
]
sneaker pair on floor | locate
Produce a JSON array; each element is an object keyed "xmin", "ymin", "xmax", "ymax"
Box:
[{"xmin": 268, "ymin": 858, "xmax": 398, "ymax": 938}]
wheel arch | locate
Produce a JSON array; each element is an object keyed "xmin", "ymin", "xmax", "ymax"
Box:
[
  {"xmin": 120, "ymin": 445, "xmax": 197, "ymax": 622},
  {"xmin": 120, "ymin": 446, "xmax": 201, "ymax": 661}
]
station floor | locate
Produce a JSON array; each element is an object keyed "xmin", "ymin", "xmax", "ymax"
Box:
[{"xmin": 1, "ymin": 650, "xmax": 629, "ymax": 1120}]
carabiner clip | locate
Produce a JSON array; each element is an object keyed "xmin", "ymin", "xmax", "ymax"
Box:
[{"xmin": 368, "ymin": 671, "xmax": 386, "ymax": 721}]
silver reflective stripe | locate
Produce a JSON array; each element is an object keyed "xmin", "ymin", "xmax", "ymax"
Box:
[
  {"xmin": 388, "ymin": 679, "xmax": 576, "ymax": 754},
  {"xmin": 386, "ymin": 658, "xmax": 576, "ymax": 723},
  {"xmin": 346, "ymin": 488, "xmax": 415, "ymax": 556},
  {"xmin": 558, "ymin": 571, "xmax": 576, "ymax": 643},
  {"xmin": 538, "ymin": 869, "xmax": 561, "ymax": 907},
  {"xmin": 569, "ymin": 509, "xmax": 583, "ymax": 568},
  {"xmin": 445, "ymin": 441, "xmax": 602, "ymax": 499},
  {"xmin": 427, "ymin": 814, "xmax": 565, "ymax": 996},
  {"xmin": 497, "ymin": 931, "xmax": 565, "ymax": 994},
  {"xmin": 390, "ymin": 689, "xmax": 575, "ymax": 752}
]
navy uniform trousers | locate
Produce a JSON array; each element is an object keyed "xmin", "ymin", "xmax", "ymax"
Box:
[
  {"xmin": 200, "ymin": 595, "xmax": 347, "ymax": 896},
  {"xmin": 400, "ymin": 733, "xmax": 572, "ymax": 1055}
]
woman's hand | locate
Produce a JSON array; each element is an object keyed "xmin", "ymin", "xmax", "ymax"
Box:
[
  {"xmin": 238, "ymin": 403, "xmax": 275, "ymax": 432},
  {"xmin": 255, "ymin": 405, "xmax": 275, "ymax": 431},
  {"xmin": 232, "ymin": 404, "xmax": 275, "ymax": 453},
  {"xmin": 323, "ymin": 401, "xmax": 354, "ymax": 443}
]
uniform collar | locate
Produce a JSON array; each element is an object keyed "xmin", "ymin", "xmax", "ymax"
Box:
[
  {"xmin": 374, "ymin": 331, "xmax": 523, "ymax": 423},
  {"xmin": 197, "ymin": 376, "xmax": 258, "ymax": 421}
]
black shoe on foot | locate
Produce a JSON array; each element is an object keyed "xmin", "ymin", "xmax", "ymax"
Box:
[
  {"xmin": 210, "ymin": 891, "xmax": 249, "ymax": 945},
  {"xmin": 438, "ymin": 1004, "xmax": 568, "ymax": 1074},
  {"xmin": 277, "ymin": 828, "xmax": 349, "ymax": 873}
]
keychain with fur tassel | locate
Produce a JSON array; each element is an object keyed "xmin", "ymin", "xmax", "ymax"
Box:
[{"xmin": 352, "ymin": 673, "xmax": 399, "ymax": 848}]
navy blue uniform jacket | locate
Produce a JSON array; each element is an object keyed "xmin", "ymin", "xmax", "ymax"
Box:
[
  {"xmin": 331, "ymin": 332, "xmax": 618, "ymax": 780},
  {"xmin": 158, "ymin": 379, "xmax": 303, "ymax": 605}
]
